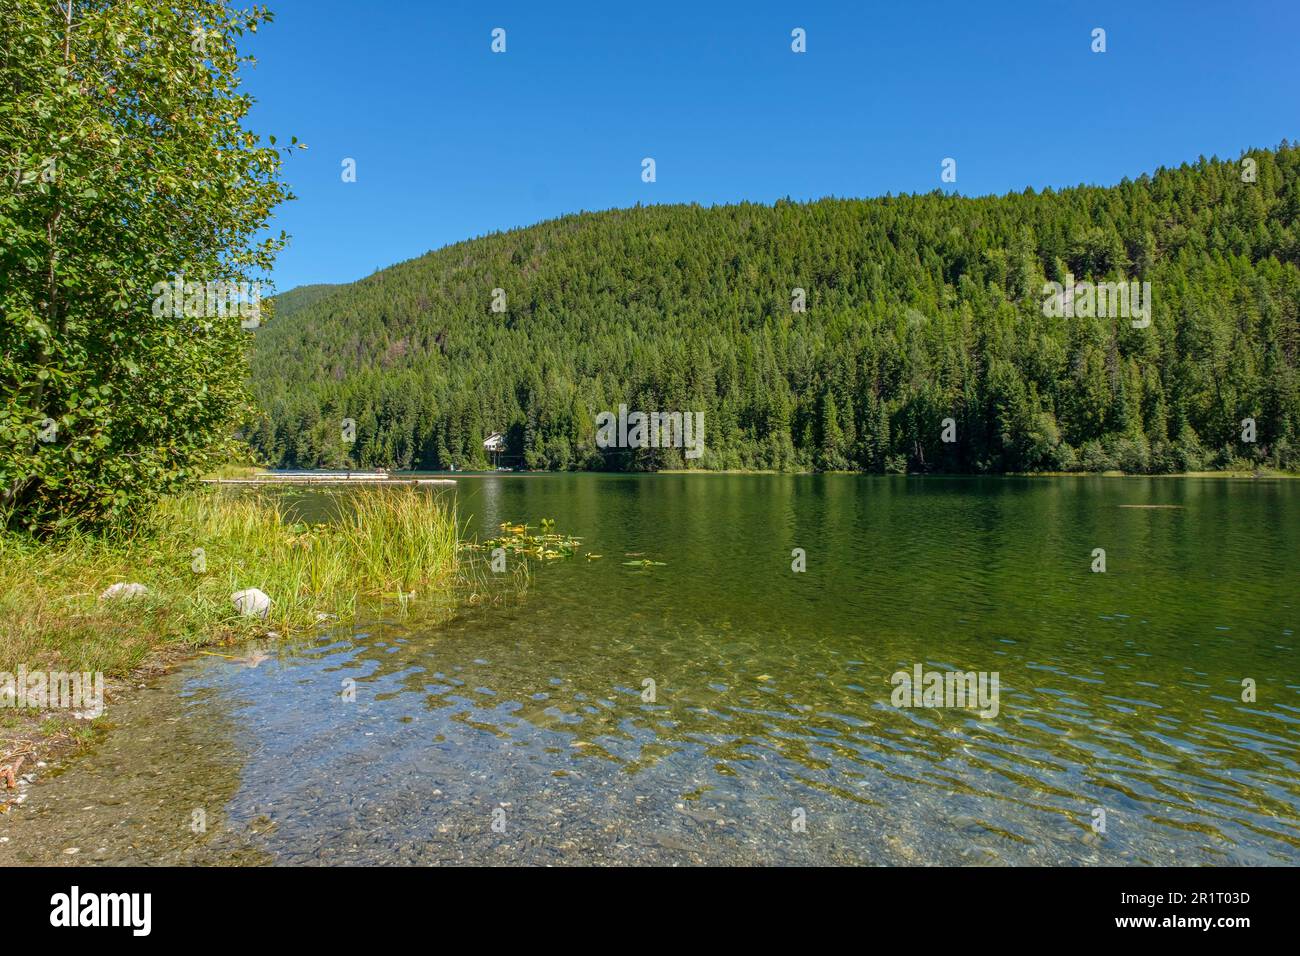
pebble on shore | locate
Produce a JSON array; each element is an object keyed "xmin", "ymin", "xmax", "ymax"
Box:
[
  {"xmin": 99, "ymin": 582, "xmax": 149, "ymax": 601},
  {"xmin": 232, "ymin": 588, "xmax": 272, "ymax": 618}
]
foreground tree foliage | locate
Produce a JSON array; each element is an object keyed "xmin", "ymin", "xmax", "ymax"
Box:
[
  {"xmin": 250, "ymin": 145, "xmax": 1300, "ymax": 475},
  {"xmin": 0, "ymin": 0, "xmax": 290, "ymax": 531}
]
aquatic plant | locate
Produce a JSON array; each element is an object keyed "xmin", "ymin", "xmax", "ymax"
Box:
[{"xmin": 463, "ymin": 520, "xmax": 583, "ymax": 562}]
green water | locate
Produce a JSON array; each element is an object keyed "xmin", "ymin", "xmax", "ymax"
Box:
[{"xmin": 3, "ymin": 474, "xmax": 1298, "ymax": 865}]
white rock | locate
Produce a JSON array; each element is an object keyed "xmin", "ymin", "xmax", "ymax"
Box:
[
  {"xmin": 99, "ymin": 582, "xmax": 148, "ymax": 601},
  {"xmin": 231, "ymin": 588, "xmax": 271, "ymax": 618}
]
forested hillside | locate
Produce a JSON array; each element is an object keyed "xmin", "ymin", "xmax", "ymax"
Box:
[
  {"xmin": 266, "ymin": 282, "xmax": 342, "ymax": 323},
  {"xmin": 248, "ymin": 145, "xmax": 1300, "ymax": 474}
]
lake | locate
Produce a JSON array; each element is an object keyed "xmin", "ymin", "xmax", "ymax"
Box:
[{"xmin": 2, "ymin": 474, "xmax": 1298, "ymax": 865}]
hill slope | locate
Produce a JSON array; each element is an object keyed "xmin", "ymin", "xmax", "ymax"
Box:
[
  {"xmin": 248, "ymin": 145, "xmax": 1300, "ymax": 473},
  {"xmin": 266, "ymin": 283, "xmax": 343, "ymax": 323}
]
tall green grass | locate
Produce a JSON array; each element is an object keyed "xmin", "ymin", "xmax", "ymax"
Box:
[{"xmin": 0, "ymin": 487, "xmax": 472, "ymax": 676}]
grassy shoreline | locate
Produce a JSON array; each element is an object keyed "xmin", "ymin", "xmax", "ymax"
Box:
[
  {"xmin": 1, "ymin": 487, "xmax": 465, "ymax": 676},
  {"xmin": 0, "ymin": 487, "xmax": 475, "ymax": 789}
]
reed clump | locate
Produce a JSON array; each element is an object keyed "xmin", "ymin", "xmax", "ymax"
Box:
[{"xmin": 0, "ymin": 487, "xmax": 467, "ymax": 676}]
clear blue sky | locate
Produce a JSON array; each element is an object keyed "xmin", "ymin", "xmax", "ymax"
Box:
[{"xmin": 242, "ymin": 0, "xmax": 1300, "ymax": 293}]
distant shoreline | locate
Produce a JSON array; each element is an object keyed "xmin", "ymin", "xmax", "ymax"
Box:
[
  {"xmin": 370, "ymin": 468, "xmax": 1298, "ymax": 480},
  {"xmin": 222, "ymin": 465, "xmax": 1298, "ymax": 480}
]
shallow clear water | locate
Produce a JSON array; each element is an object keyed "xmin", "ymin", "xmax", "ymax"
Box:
[{"xmin": 3, "ymin": 474, "xmax": 1298, "ymax": 865}]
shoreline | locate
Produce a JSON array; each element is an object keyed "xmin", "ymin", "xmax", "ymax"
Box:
[
  {"xmin": 0, "ymin": 487, "xmax": 467, "ymax": 807},
  {"xmin": 439, "ymin": 468, "xmax": 1298, "ymax": 479}
]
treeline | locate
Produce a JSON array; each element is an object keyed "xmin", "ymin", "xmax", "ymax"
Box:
[{"xmin": 248, "ymin": 145, "xmax": 1300, "ymax": 474}]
